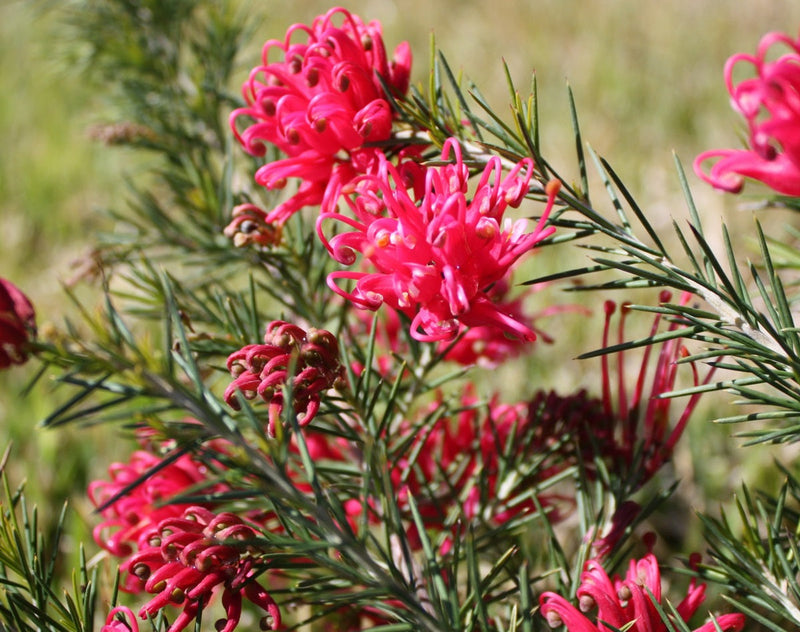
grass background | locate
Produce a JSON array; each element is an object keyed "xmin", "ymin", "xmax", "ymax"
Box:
[{"xmin": 3, "ymin": 0, "xmax": 800, "ymax": 596}]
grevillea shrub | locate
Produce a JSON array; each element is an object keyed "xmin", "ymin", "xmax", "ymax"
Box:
[{"xmin": 12, "ymin": 4, "xmax": 800, "ymax": 632}]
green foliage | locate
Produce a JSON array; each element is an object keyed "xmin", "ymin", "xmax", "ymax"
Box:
[
  {"xmin": 700, "ymin": 474, "xmax": 800, "ymax": 631},
  {"xmin": 0, "ymin": 449, "xmax": 97, "ymax": 632}
]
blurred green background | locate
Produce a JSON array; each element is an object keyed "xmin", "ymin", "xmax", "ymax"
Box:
[{"xmin": 3, "ymin": 0, "xmax": 800, "ymax": 584}]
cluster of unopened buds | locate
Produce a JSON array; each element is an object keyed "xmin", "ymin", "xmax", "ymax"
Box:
[
  {"xmin": 225, "ymin": 320, "xmax": 346, "ymax": 434},
  {"xmin": 124, "ymin": 506, "xmax": 279, "ymax": 632}
]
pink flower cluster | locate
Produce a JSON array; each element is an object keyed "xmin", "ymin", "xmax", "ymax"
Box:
[
  {"xmin": 90, "ymin": 433, "xmax": 281, "ymax": 632},
  {"xmin": 224, "ymin": 320, "xmax": 346, "ymax": 434},
  {"xmin": 125, "ymin": 506, "xmax": 279, "ymax": 632},
  {"xmin": 229, "ymin": 7, "xmax": 411, "ymax": 228},
  {"xmin": 540, "ymin": 553, "xmax": 745, "ymax": 632},
  {"xmin": 88, "ymin": 438, "xmax": 227, "ymax": 562},
  {"xmin": 0, "ymin": 278, "xmax": 35, "ymax": 369},
  {"xmin": 695, "ymin": 30, "xmax": 800, "ymax": 195},
  {"xmin": 229, "ymin": 8, "xmax": 561, "ymax": 356},
  {"xmin": 319, "ymin": 139, "xmax": 559, "ymax": 342}
]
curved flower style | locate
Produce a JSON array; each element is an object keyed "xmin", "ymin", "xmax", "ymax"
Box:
[
  {"xmin": 436, "ymin": 278, "xmax": 539, "ymax": 366},
  {"xmin": 88, "ymin": 442, "xmax": 227, "ymax": 566},
  {"xmin": 348, "ymin": 281, "xmax": 583, "ymax": 370},
  {"xmin": 125, "ymin": 506, "xmax": 280, "ymax": 632},
  {"xmin": 101, "ymin": 606, "xmax": 139, "ymax": 632},
  {"xmin": 0, "ymin": 277, "xmax": 36, "ymax": 368},
  {"xmin": 319, "ymin": 139, "xmax": 559, "ymax": 342},
  {"xmin": 229, "ymin": 7, "xmax": 411, "ymax": 225},
  {"xmin": 539, "ymin": 553, "xmax": 745, "ymax": 632},
  {"xmin": 224, "ymin": 320, "xmax": 346, "ymax": 434},
  {"xmin": 695, "ymin": 30, "xmax": 800, "ymax": 195}
]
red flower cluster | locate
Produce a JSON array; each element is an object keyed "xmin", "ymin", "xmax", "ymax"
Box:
[
  {"xmin": 319, "ymin": 139, "xmax": 559, "ymax": 342},
  {"xmin": 229, "ymin": 7, "xmax": 411, "ymax": 229},
  {"xmin": 224, "ymin": 320, "xmax": 346, "ymax": 434},
  {"xmin": 695, "ymin": 30, "xmax": 800, "ymax": 195},
  {"xmin": 302, "ymin": 295, "xmax": 709, "ymax": 552},
  {"xmin": 125, "ymin": 506, "xmax": 279, "ymax": 632},
  {"xmin": 0, "ymin": 278, "xmax": 35, "ymax": 369},
  {"xmin": 379, "ymin": 291, "xmax": 716, "ymax": 550},
  {"xmin": 88, "ymin": 439, "xmax": 227, "ymax": 565},
  {"xmin": 392, "ymin": 391, "xmax": 530, "ymax": 534},
  {"xmin": 539, "ymin": 553, "xmax": 745, "ymax": 632}
]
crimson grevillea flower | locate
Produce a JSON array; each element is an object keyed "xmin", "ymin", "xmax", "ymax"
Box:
[
  {"xmin": 319, "ymin": 138, "xmax": 559, "ymax": 342},
  {"xmin": 224, "ymin": 321, "xmax": 346, "ymax": 434},
  {"xmin": 229, "ymin": 7, "xmax": 411, "ymax": 227},
  {"xmin": 539, "ymin": 553, "xmax": 745, "ymax": 632},
  {"xmin": 88, "ymin": 437, "xmax": 228, "ymax": 571},
  {"xmin": 124, "ymin": 506, "xmax": 280, "ymax": 632},
  {"xmin": 0, "ymin": 277, "xmax": 35, "ymax": 368},
  {"xmin": 695, "ymin": 30, "xmax": 800, "ymax": 195}
]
